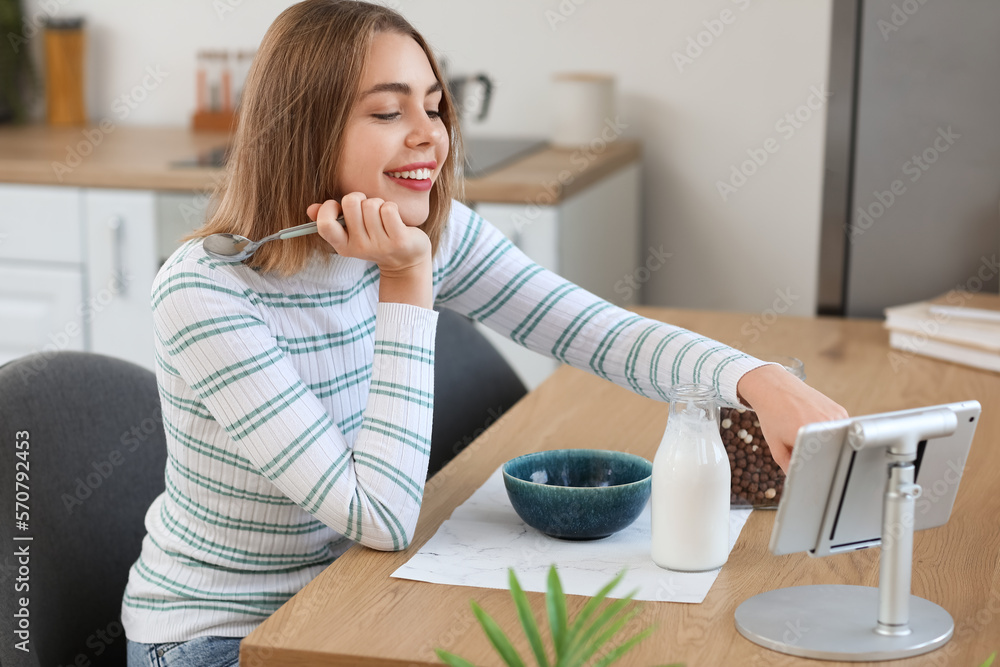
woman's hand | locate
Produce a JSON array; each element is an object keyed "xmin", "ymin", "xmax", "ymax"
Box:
[
  {"xmin": 307, "ymin": 193, "xmax": 432, "ymax": 308},
  {"xmin": 736, "ymin": 364, "xmax": 849, "ymax": 472},
  {"xmin": 308, "ymin": 193, "xmax": 431, "ymax": 272}
]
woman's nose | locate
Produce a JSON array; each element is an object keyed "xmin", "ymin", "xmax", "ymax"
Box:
[{"xmin": 406, "ymin": 113, "xmax": 444, "ymax": 148}]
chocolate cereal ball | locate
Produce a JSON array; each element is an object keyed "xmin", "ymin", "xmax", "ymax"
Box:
[{"xmin": 721, "ymin": 407, "xmax": 783, "ymax": 507}]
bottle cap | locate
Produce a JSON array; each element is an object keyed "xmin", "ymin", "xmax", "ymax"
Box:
[{"xmin": 44, "ymin": 16, "xmax": 85, "ymax": 30}]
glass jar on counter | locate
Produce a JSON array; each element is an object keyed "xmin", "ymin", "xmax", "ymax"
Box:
[{"xmin": 723, "ymin": 356, "xmax": 806, "ymax": 509}]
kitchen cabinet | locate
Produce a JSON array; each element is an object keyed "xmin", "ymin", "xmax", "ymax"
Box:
[
  {"xmin": 83, "ymin": 189, "xmax": 158, "ymax": 370},
  {"xmin": 0, "ymin": 264, "xmax": 85, "ymax": 367},
  {"xmin": 0, "ymin": 183, "xmax": 160, "ymax": 370},
  {"xmin": 0, "ymin": 185, "xmax": 86, "ymax": 366}
]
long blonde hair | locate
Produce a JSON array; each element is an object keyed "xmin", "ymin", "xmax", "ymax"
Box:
[{"xmin": 187, "ymin": 0, "xmax": 464, "ymax": 275}]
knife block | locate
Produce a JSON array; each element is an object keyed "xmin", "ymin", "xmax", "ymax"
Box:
[{"xmin": 191, "ymin": 110, "xmax": 238, "ymax": 133}]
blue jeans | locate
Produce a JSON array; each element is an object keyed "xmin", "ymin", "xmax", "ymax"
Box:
[{"xmin": 127, "ymin": 637, "xmax": 241, "ymax": 667}]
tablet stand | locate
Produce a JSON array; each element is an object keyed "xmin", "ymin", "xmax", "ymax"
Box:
[{"xmin": 735, "ymin": 408, "xmax": 958, "ymax": 661}]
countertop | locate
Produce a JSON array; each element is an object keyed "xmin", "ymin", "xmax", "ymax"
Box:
[{"xmin": 0, "ymin": 124, "xmax": 639, "ymax": 204}]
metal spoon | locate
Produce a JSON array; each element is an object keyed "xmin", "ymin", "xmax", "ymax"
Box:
[{"xmin": 203, "ymin": 217, "xmax": 344, "ymax": 262}]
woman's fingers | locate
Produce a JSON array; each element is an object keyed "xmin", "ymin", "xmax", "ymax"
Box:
[
  {"xmin": 379, "ymin": 201, "xmax": 405, "ymax": 237},
  {"xmin": 340, "ymin": 192, "xmax": 370, "ymax": 243},
  {"xmin": 306, "ymin": 193, "xmax": 430, "ymax": 270},
  {"xmin": 360, "ymin": 197, "xmax": 387, "ymax": 240},
  {"xmin": 314, "ymin": 199, "xmax": 346, "ymax": 249}
]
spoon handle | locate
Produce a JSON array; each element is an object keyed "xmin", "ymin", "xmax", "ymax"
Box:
[
  {"xmin": 277, "ymin": 221, "xmax": 319, "ymax": 240},
  {"xmin": 276, "ymin": 216, "xmax": 346, "ymax": 241}
]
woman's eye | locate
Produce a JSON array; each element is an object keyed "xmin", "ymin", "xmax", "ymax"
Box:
[
  {"xmin": 372, "ymin": 112, "xmax": 400, "ymax": 121},
  {"xmin": 426, "ymin": 110, "xmax": 441, "ymax": 119}
]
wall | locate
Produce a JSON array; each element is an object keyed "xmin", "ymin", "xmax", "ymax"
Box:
[{"xmin": 20, "ymin": 0, "xmax": 832, "ymax": 316}]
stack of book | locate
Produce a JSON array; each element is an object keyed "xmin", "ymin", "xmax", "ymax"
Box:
[{"xmin": 883, "ymin": 292, "xmax": 1000, "ymax": 372}]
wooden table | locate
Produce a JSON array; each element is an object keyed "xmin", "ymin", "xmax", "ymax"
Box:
[{"xmin": 241, "ymin": 308, "xmax": 1000, "ymax": 666}]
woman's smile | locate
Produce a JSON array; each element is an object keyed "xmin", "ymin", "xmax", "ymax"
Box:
[{"xmin": 383, "ymin": 160, "xmax": 437, "ymax": 191}]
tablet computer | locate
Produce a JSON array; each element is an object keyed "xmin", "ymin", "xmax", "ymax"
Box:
[{"xmin": 770, "ymin": 400, "xmax": 981, "ymax": 558}]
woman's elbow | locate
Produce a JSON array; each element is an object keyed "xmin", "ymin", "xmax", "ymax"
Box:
[{"xmin": 358, "ymin": 531, "xmax": 413, "ymax": 552}]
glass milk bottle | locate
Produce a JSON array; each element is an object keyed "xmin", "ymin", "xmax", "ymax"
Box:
[{"xmin": 651, "ymin": 384, "xmax": 731, "ymax": 571}]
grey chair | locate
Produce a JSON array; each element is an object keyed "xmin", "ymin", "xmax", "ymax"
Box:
[
  {"xmin": 0, "ymin": 351, "xmax": 168, "ymax": 667},
  {"xmin": 429, "ymin": 309, "xmax": 527, "ymax": 477}
]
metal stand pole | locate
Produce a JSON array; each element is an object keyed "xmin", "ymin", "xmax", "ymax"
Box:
[{"xmin": 876, "ymin": 461, "xmax": 921, "ymax": 636}]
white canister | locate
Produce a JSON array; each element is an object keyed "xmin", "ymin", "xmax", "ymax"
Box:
[{"xmin": 550, "ymin": 72, "xmax": 615, "ymax": 148}]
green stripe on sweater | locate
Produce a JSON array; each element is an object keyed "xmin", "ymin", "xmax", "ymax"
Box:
[
  {"xmin": 302, "ymin": 450, "xmax": 352, "ymax": 513},
  {"xmin": 354, "ymin": 452, "xmax": 422, "ymax": 503},
  {"xmin": 122, "ymin": 592, "xmax": 276, "ymax": 617},
  {"xmin": 551, "ymin": 302, "xmax": 613, "ymax": 362},
  {"xmin": 589, "ymin": 314, "xmax": 642, "ymax": 380},
  {"xmin": 511, "ymin": 282, "xmax": 578, "ymax": 344},
  {"xmin": 166, "ymin": 451, "xmax": 293, "ymax": 506},
  {"xmin": 134, "ymin": 560, "xmax": 293, "ymax": 604},
  {"xmin": 190, "ymin": 347, "xmax": 285, "ymax": 398},
  {"xmin": 259, "ymin": 415, "xmax": 333, "ymax": 477},
  {"xmin": 164, "ymin": 475, "xmax": 324, "ymax": 536},
  {"xmin": 158, "ymin": 504, "xmax": 331, "ymax": 567},
  {"xmin": 469, "ymin": 264, "xmax": 543, "ymax": 321},
  {"xmin": 367, "ymin": 500, "xmax": 404, "ymax": 550},
  {"xmin": 434, "ymin": 208, "xmax": 481, "ymax": 281},
  {"xmin": 436, "ymin": 239, "xmax": 513, "ymax": 303},
  {"xmin": 624, "ymin": 322, "xmax": 662, "ymax": 394},
  {"xmin": 362, "ymin": 417, "xmax": 431, "ymax": 454},
  {"xmin": 163, "ymin": 416, "xmax": 259, "ymax": 473}
]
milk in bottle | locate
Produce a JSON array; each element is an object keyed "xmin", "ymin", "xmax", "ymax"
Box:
[{"xmin": 651, "ymin": 384, "xmax": 731, "ymax": 571}]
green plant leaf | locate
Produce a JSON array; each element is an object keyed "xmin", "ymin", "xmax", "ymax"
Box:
[
  {"xmin": 509, "ymin": 569, "xmax": 550, "ymax": 667},
  {"xmin": 592, "ymin": 626, "xmax": 656, "ymax": 667},
  {"xmin": 561, "ymin": 590, "xmax": 642, "ymax": 667},
  {"xmin": 435, "ymin": 648, "xmax": 478, "ymax": 667},
  {"xmin": 471, "ymin": 601, "xmax": 527, "ymax": 667},
  {"xmin": 566, "ymin": 569, "xmax": 626, "ymax": 645},
  {"xmin": 570, "ymin": 604, "xmax": 642, "ymax": 665},
  {"xmin": 981, "ymin": 652, "xmax": 996, "ymax": 667},
  {"xmin": 546, "ymin": 565, "xmax": 569, "ymax": 657},
  {"xmin": 575, "ymin": 593, "xmax": 637, "ymax": 645}
]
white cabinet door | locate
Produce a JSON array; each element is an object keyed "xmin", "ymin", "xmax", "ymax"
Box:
[
  {"xmin": 84, "ymin": 189, "xmax": 157, "ymax": 371},
  {"xmin": 0, "ymin": 184, "xmax": 83, "ymax": 264},
  {"xmin": 0, "ymin": 264, "xmax": 84, "ymax": 367}
]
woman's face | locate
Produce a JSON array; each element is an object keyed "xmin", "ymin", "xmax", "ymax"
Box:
[{"xmin": 338, "ymin": 32, "xmax": 450, "ymax": 227}]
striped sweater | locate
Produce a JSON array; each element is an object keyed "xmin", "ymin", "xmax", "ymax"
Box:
[{"xmin": 121, "ymin": 199, "xmax": 768, "ymax": 642}]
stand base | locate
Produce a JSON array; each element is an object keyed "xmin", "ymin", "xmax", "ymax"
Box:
[{"xmin": 735, "ymin": 585, "xmax": 953, "ymax": 662}]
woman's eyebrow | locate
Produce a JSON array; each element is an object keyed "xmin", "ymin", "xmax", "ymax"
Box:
[{"xmin": 361, "ymin": 81, "xmax": 443, "ymax": 98}]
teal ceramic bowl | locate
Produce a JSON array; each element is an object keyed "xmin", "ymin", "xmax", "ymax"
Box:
[{"xmin": 502, "ymin": 449, "xmax": 653, "ymax": 540}]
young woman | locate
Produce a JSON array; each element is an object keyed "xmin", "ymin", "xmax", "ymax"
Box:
[{"xmin": 123, "ymin": 1, "xmax": 847, "ymax": 664}]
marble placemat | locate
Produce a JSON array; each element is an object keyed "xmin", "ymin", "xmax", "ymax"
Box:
[{"xmin": 392, "ymin": 466, "xmax": 752, "ymax": 603}]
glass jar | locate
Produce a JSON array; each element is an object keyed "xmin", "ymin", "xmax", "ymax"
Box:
[
  {"xmin": 652, "ymin": 384, "xmax": 731, "ymax": 571},
  {"xmin": 723, "ymin": 356, "xmax": 806, "ymax": 509}
]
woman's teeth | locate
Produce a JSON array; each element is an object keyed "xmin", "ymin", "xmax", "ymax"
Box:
[{"xmin": 387, "ymin": 168, "xmax": 431, "ymax": 180}]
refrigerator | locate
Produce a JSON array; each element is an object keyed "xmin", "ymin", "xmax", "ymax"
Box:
[{"xmin": 817, "ymin": 0, "xmax": 1000, "ymax": 318}]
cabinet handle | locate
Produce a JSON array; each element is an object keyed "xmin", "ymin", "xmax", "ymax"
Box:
[{"xmin": 108, "ymin": 216, "xmax": 127, "ymax": 296}]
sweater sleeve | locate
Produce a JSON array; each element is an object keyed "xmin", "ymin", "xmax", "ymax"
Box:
[
  {"xmin": 434, "ymin": 204, "xmax": 769, "ymax": 407},
  {"xmin": 151, "ymin": 258, "xmax": 436, "ymax": 551}
]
